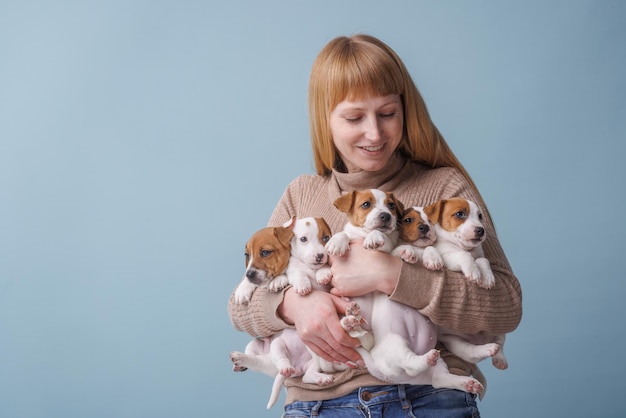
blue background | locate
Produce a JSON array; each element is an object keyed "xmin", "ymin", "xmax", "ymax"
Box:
[{"xmin": 1, "ymin": 1, "xmax": 624, "ymax": 417}]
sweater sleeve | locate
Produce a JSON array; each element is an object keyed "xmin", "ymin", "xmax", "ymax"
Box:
[{"xmin": 389, "ymin": 169, "xmax": 522, "ymax": 336}]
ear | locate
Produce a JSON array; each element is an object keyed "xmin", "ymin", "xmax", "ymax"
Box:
[
  {"xmin": 424, "ymin": 200, "xmax": 446, "ymax": 224},
  {"xmin": 274, "ymin": 226, "xmax": 295, "ymax": 246},
  {"xmin": 388, "ymin": 193, "xmax": 405, "ymax": 219},
  {"xmin": 317, "ymin": 217, "xmax": 332, "ymax": 237},
  {"xmin": 333, "ymin": 191, "xmax": 356, "ymax": 214},
  {"xmin": 282, "ymin": 216, "xmax": 297, "ymax": 229}
]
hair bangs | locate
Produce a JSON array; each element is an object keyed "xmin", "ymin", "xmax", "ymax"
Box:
[{"xmin": 327, "ymin": 42, "xmax": 404, "ymax": 109}]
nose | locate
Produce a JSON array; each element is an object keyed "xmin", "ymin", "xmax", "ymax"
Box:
[
  {"xmin": 475, "ymin": 227, "xmax": 485, "ymax": 238},
  {"xmin": 246, "ymin": 269, "xmax": 256, "ymax": 280},
  {"xmin": 379, "ymin": 212, "xmax": 391, "ymax": 224},
  {"xmin": 315, "ymin": 253, "xmax": 325, "ymax": 263},
  {"xmin": 364, "ymin": 117, "xmax": 382, "ymax": 140},
  {"xmin": 419, "ymin": 224, "xmax": 430, "ymax": 234}
]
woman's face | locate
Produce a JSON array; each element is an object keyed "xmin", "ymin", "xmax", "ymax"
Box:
[{"xmin": 329, "ymin": 94, "xmax": 404, "ymax": 173}]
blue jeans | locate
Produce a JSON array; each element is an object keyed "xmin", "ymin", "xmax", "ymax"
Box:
[{"xmin": 282, "ymin": 385, "xmax": 480, "ymax": 418}]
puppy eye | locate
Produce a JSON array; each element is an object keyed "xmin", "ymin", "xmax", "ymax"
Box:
[
  {"xmin": 454, "ymin": 210, "xmax": 466, "ymax": 219},
  {"xmin": 244, "ymin": 252, "xmax": 250, "ymax": 263},
  {"xmin": 361, "ymin": 201, "xmax": 371, "ymax": 209},
  {"xmin": 322, "ymin": 235, "xmax": 330, "ymax": 243},
  {"xmin": 300, "ymin": 237, "xmax": 308, "ymax": 243},
  {"xmin": 478, "ymin": 213, "xmax": 483, "ymax": 221},
  {"xmin": 260, "ymin": 249, "xmax": 272, "ymax": 258},
  {"xmin": 403, "ymin": 217, "xmax": 413, "ymax": 224},
  {"xmin": 387, "ymin": 202, "xmax": 395, "ymax": 210}
]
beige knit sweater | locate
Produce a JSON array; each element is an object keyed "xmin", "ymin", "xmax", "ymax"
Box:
[{"xmin": 228, "ymin": 153, "xmax": 522, "ymax": 404}]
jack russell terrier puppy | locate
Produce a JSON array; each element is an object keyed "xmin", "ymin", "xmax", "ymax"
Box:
[
  {"xmin": 326, "ymin": 189, "xmax": 485, "ymax": 396},
  {"xmin": 234, "ymin": 225, "xmax": 294, "ymax": 304},
  {"xmin": 424, "ymin": 197, "xmax": 508, "ymax": 372},
  {"xmin": 282, "ymin": 216, "xmax": 333, "ymax": 295},
  {"xmin": 391, "ymin": 206, "xmax": 444, "ymax": 270}
]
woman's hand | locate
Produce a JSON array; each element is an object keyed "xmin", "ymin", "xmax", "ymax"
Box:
[
  {"xmin": 329, "ymin": 240, "xmax": 402, "ymax": 297},
  {"xmin": 278, "ymin": 287, "xmax": 364, "ymax": 367}
]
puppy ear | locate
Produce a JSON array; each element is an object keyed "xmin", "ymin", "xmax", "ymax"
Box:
[
  {"xmin": 333, "ymin": 191, "xmax": 356, "ymax": 214},
  {"xmin": 282, "ymin": 216, "xmax": 297, "ymax": 229},
  {"xmin": 317, "ymin": 217, "xmax": 332, "ymax": 237},
  {"xmin": 424, "ymin": 200, "xmax": 446, "ymax": 224},
  {"xmin": 388, "ymin": 193, "xmax": 405, "ymax": 219},
  {"xmin": 274, "ymin": 226, "xmax": 295, "ymax": 246}
]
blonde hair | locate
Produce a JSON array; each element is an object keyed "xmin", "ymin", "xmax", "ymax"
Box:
[{"xmin": 308, "ymin": 34, "xmax": 480, "ymax": 195}]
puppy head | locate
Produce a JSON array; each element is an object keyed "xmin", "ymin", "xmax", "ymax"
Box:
[
  {"xmin": 333, "ymin": 189, "xmax": 404, "ymax": 234},
  {"xmin": 424, "ymin": 197, "xmax": 486, "ymax": 250},
  {"xmin": 244, "ymin": 226, "xmax": 294, "ymax": 286},
  {"xmin": 397, "ymin": 206, "xmax": 437, "ymax": 247},
  {"xmin": 283, "ymin": 216, "xmax": 332, "ymax": 268}
]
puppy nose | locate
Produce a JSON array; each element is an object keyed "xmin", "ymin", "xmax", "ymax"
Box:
[
  {"xmin": 246, "ymin": 270, "xmax": 256, "ymax": 280},
  {"xmin": 315, "ymin": 253, "xmax": 324, "ymax": 262},
  {"xmin": 419, "ymin": 224, "xmax": 430, "ymax": 234},
  {"xmin": 475, "ymin": 227, "xmax": 485, "ymax": 238},
  {"xmin": 379, "ymin": 213, "xmax": 391, "ymax": 223}
]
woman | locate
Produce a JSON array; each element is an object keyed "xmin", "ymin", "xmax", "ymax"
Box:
[{"xmin": 228, "ymin": 34, "xmax": 522, "ymax": 417}]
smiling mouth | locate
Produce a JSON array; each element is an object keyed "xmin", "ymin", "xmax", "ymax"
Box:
[{"xmin": 359, "ymin": 144, "xmax": 385, "ymax": 152}]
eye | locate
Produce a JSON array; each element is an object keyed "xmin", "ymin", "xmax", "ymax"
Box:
[
  {"xmin": 244, "ymin": 252, "xmax": 250, "ymax": 263},
  {"xmin": 260, "ymin": 249, "xmax": 272, "ymax": 258},
  {"xmin": 361, "ymin": 201, "xmax": 371, "ymax": 209},
  {"xmin": 478, "ymin": 213, "xmax": 483, "ymax": 221},
  {"xmin": 403, "ymin": 217, "xmax": 413, "ymax": 224},
  {"xmin": 379, "ymin": 112, "xmax": 395, "ymax": 119},
  {"xmin": 454, "ymin": 210, "xmax": 466, "ymax": 219},
  {"xmin": 322, "ymin": 235, "xmax": 330, "ymax": 243},
  {"xmin": 345, "ymin": 115, "xmax": 362, "ymax": 123},
  {"xmin": 387, "ymin": 202, "xmax": 395, "ymax": 210},
  {"xmin": 300, "ymin": 236, "xmax": 308, "ymax": 243}
]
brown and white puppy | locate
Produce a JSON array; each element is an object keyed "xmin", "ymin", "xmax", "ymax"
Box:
[
  {"xmin": 424, "ymin": 197, "xmax": 508, "ymax": 373},
  {"xmin": 326, "ymin": 189, "xmax": 485, "ymax": 396},
  {"xmin": 234, "ymin": 226, "xmax": 294, "ymax": 304},
  {"xmin": 391, "ymin": 206, "xmax": 444, "ymax": 270},
  {"xmin": 325, "ymin": 189, "xmax": 404, "ymax": 256},
  {"xmin": 282, "ymin": 216, "xmax": 333, "ymax": 295},
  {"xmin": 423, "ymin": 197, "xmax": 495, "ymax": 288}
]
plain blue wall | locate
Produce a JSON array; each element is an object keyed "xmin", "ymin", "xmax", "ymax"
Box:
[{"xmin": 1, "ymin": 1, "xmax": 625, "ymax": 417}]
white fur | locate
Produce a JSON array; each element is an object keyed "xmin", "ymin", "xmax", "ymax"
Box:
[
  {"xmin": 431, "ymin": 198, "xmax": 509, "ymax": 377},
  {"xmin": 283, "ymin": 217, "xmax": 332, "ymax": 295}
]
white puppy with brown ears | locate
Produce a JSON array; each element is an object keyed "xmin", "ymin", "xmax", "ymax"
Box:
[
  {"xmin": 234, "ymin": 225, "xmax": 294, "ymax": 304},
  {"xmin": 282, "ymin": 216, "xmax": 333, "ymax": 295},
  {"xmin": 391, "ymin": 206, "xmax": 444, "ymax": 270},
  {"xmin": 423, "ymin": 197, "xmax": 495, "ymax": 289},
  {"xmin": 424, "ymin": 197, "xmax": 508, "ymax": 372},
  {"xmin": 325, "ymin": 188, "xmax": 402, "ymax": 256}
]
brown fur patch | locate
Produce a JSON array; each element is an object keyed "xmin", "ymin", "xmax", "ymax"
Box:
[
  {"xmin": 398, "ymin": 208, "xmax": 425, "ymax": 242},
  {"xmin": 315, "ymin": 218, "xmax": 332, "ymax": 244},
  {"xmin": 424, "ymin": 198, "xmax": 471, "ymax": 232},
  {"xmin": 245, "ymin": 226, "xmax": 294, "ymax": 277}
]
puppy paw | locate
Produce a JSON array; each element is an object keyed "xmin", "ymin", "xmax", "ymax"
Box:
[
  {"xmin": 325, "ymin": 234, "xmax": 349, "ymax": 256},
  {"xmin": 316, "ymin": 267, "xmax": 332, "ymax": 285},
  {"xmin": 476, "ymin": 258, "xmax": 495, "ymax": 288},
  {"xmin": 229, "ymin": 351, "xmax": 248, "ymax": 372},
  {"xmin": 279, "ymin": 366, "xmax": 296, "ymax": 377},
  {"xmin": 363, "ymin": 230, "xmax": 386, "ymax": 250},
  {"xmin": 290, "ymin": 275, "xmax": 312, "ymax": 295},
  {"xmin": 422, "ymin": 246, "xmax": 444, "ymax": 270},
  {"xmin": 465, "ymin": 265, "xmax": 482, "ymax": 283},
  {"xmin": 492, "ymin": 351, "xmax": 509, "ymax": 370},
  {"xmin": 234, "ymin": 280, "xmax": 256, "ymax": 304},
  {"xmin": 268, "ymin": 274, "xmax": 289, "ymax": 292},
  {"xmin": 464, "ymin": 378, "xmax": 484, "ymax": 395},
  {"xmin": 392, "ymin": 245, "xmax": 419, "ymax": 263}
]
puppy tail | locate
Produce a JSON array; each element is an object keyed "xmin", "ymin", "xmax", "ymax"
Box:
[
  {"xmin": 471, "ymin": 364, "xmax": 487, "ymax": 401},
  {"xmin": 267, "ymin": 373, "xmax": 286, "ymax": 409}
]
